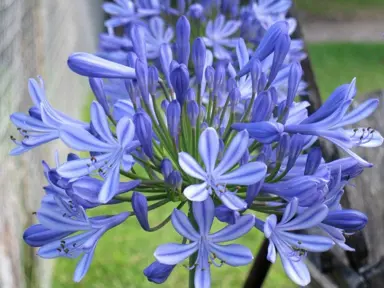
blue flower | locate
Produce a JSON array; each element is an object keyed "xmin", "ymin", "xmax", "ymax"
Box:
[
  {"xmin": 178, "ymin": 128, "xmax": 267, "ymax": 210},
  {"xmin": 154, "ymin": 197, "xmax": 255, "ymax": 287},
  {"xmin": 256, "ymin": 198, "xmax": 334, "ymax": 286},
  {"xmin": 143, "ymin": 261, "xmax": 175, "ymax": 284},
  {"xmin": 57, "ymin": 101, "xmax": 138, "ymax": 203},
  {"xmin": 10, "ymin": 77, "xmax": 89, "ymax": 155},
  {"xmin": 24, "ymin": 195, "xmax": 129, "ymax": 282},
  {"xmin": 145, "ymin": 17, "xmax": 174, "ymax": 59},
  {"xmin": 203, "ymin": 15, "xmax": 241, "ymax": 60}
]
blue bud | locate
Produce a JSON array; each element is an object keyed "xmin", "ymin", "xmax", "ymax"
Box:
[
  {"xmin": 166, "ymin": 170, "xmax": 182, "ymax": 190},
  {"xmin": 130, "ymin": 24, "xmax": 147, "ymax": 65},
  {"xmin": 148, "ymin": 66, "xmax": 159, "ymax": 96},
  {"xmin": 258, "ymin": 72, "xmax": 267, "ymax": 92},
  {"xmin": 192, "ymin": 38, "xmax": 206, "ymax": 84},
  {"xmin": 215, "ymin": 205, "xmax": 240, "ymax": 225},
  {"xmin": 323, "ymin": 209, "xmax": 368, "ymax": 233},
  {"xmin": 245, "ymin": 180, "xmax": 264, "ymax": 207},
  {"xmin": 213, "ymin": 64, "xmax": 226, "ymax": 96},
  {"xmin": 268, "ymin": 33, "xmax": 290, "ymax": 85},
  {"xmin": 304, "ymin": 147, "xmax": 322, "ymax": 175},
  {"xmin": 276, "ymin": 133, "xmax": 290, "ymax": 163},
  {"xmin": 238, "ymin": 21, "xmax": 289, "ymax": 77},
  {"xmin": 232, "ymin": 121, "xmax": 284, "ymax": 144},
  {"xmin": 187, "ymin": 100, "xmax": 199, "ymax": 128},
  {"xmin": 89, "ymin": 78, "xmax": 109, "ymax": 114},
  {"xmin": 167, "ymin": 100, "xmax": 181, "ymax": 139},
  {"xmin": 133, "ymin": 111, "xmax": 154, "ymax": 159},
  {"xmin": 177, "ymin": 0, "xmax": 185, "ymax": 14},
  {"xmin": 159, "ymin": 44, "xmax": 173, "ymax": 85},
  {"xmin": 68, "ymin": 52, "xmax": 136, "ymax": 79},
  {"xmin": 251, "ymin": 59, "xmax": 261, "ymax": 93},
  {"xmin": 143, "ymin": 261, "xmax": 175, "ymax": 284},
  {"xmin": 286, "ymin": 134, "xmax": 304, "ymax": 171},
  {"xmin": 176, "ymin": 16, "xmax": 191, "ymax": 65},
  {"xmin": 131, "ymin": 192, "xmax": 150, "ymax": 231},
  {"xmin": 127, "ymin": 52, "xmax": 138, "ymax": 68},
  {"xmin": 229, "ymin": 87, "xmax": 241, "ymax": 111},
  {"xmin": 161, "ymin": 99, "xmax": 169, "ymax": 113},
  {"xmin": 125, "ymin": 79, "xmax": 140, "ymax": 107},
  {"xmin": 160, "ymin": 158, "xmax": 173, "ymax": 178},
  {"xmin": 170, "ymin": 64, "xmax": 189, "ymax": 106},
  {"xmin": 205, "ymin": 66, "xmax": 215, "ymax": 90},
  {"xmin": 269, "ymin": 86, "xmax": 278, "ymax": 104},
  {"xmin": 185, "ymin": 88, "xmax": 196, "ymax": 101},
  {"xmin": 227, "ymin": 77, "xmax": 237, "ymax": 93},
  {"xmin": 286, "ymin": 62, "xmax": 303, "ymax": 108},
  {"xmin": 188, "ymin": 3, "xmax": 204, "ymax": 19},
  {"xmin": 251, "ymin": 90, "xmax": 273, "ymax": 122},
  {"xmin": 327, "ymin": 157, "xmax": 365, "ymax": 180},
  {"xmin": 135, "ymin": 60, "xmax": 149, "ymax": 105}
]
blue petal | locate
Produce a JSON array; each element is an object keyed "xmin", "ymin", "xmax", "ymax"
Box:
[
  {"xmin": 98, "ymin": 163, "xmax": 121, "ymax": 203},
  {"xmin": 28, "ymin": 78, "xmax": 45, "ymax": 107},
  {"xmin": 217, "ymin": 191, "xmax": 247, "ymax": 211},
  {"xmin": 68, "ymin": 52, "xmax": 136, "ymax": 79},
  {"xmin": 73, "ymin": 243, "xmax": 97, "ymax": 282},
  {"xmin": 278, "ymin": 204, "xmax": 328, "ymax": 231},
  {"xmin": 208, "ymin": 243, "xmax": 253, "ymax": 266},
  {"xmin": 178, "ymin": 152, "xmax": 206, "ymax": 180},
  {"xmin": 60, "ymin": 125, "xmax": 117, "ymax": 152},
  {"xmin": 267, "ymin": 241, "xmax": 276, "ymax": 263},
  {"xmin": 10, "ymin": 113, "xmax": 53, "ymax": 132},
  {"xmin": 154, "ymin": 242, "xmax": 198, "ymax": 265},
  {"xmin": 280, "ymin": 256, "xmax": 310, "ymax": 286},
  {"xmin": 192, "ymin": 197, "xmax": 215, "ymax": 236},
  {"xmin": 264, "ymin": 215, "xmax": 277, "ymax": 238},
  {"xmin": 38, "ymin": 230, "xmax": 97, "ymax": 259},
  {"xmin": 216, "ymin": 162, "xmax": 267, "ymax": 185},
  {"xmin": 90, "ymin": 102, "xmax": 115, "ymax": 144},
  {"xmin": 236, "ymin": 38, "xmax": 249, "ymax": 70},
  {"xmin": 171, "ymin": 209, "xmax": 199, "ymax": 241},
  {"xmin": 214, "ymin": 130, "xmax": 249, "ymax": 176},
  {"xmin": 183, "ymin": 182, "xmax": 209, "ymax": 202},
  {"xmin": 280, "ymin": 198, "xmax": 298, "ymax": 225},
  {"xmin": 22, "ymin": 132, "xmax": 59, "ymax": 147},
  {"xmin": 116, "ymin": 117, "xmax": 135, "ymax": 149},
  {"xmin": 209, "ymin": 214, "xmax": 255, "ymax": 243},
  {"xmin": 57, "ymin": 153, "xmax": 112, "ymax": 178},
  {"xmin": 199, "ymin": 128, "xmax": 219, "ymax": 173},
  {"xmin": 335, "ymin": 98, "xmax": 379, "ymax": 128},
  {"xmin": 37, "ymin": 207, "xmax": 91, "ymax": 232},
  {"xmin": 232, "ymin": 121, "xmax": 284, "ymax": 144},
  {"xmin": 132, "ymin": 192, "xmax": 150, "ymax": 231},
  {"xmin": 23, "ymin": 224, "xmax": 72, "ymax": 247},
  {"xmin": 279, "ymin": 231, "xmax": 334, "ymax": 252}
]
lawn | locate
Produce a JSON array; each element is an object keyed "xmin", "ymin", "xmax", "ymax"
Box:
[
  {"xmin": 295, "ymin": 0, "xmax": 384, "ymax": 18},
  {"xmin": 52, "ymin": 43, "xmax": 384, "ymax": 287}
]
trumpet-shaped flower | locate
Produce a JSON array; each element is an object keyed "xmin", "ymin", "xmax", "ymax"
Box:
[
  {"xmin": 178, "ymin": 128, "xmax": 267, "ymax": 210},
  {"xmin": 57, "ymin": 101, "xmax": 138, "ymax": 203},
  {"xmin": 154, "ymin": 197, "xmax": 255, "ymax": 287}
]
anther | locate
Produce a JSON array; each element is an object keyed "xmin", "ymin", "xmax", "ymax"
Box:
[
  {"xmin": 91, "ymin": 156, "xmax": 97, "ymax": 163},
  {"xmin": 32, "ymin": 212, "xmax": 36, "ymax": 215},
  {"xmin": 10, "ymin": 135, "xmax": 16, "ymax": 141},
  {"xmin": 61, "ymin": 240, "xmax": 65, "ymax": 244},
  {"xmin": 57, "ymin": 248, "xmax": 61, "ymax": 252},
  {"xmin": 64, "ymin": 248, "xmax": 69, "ymax": 254}
]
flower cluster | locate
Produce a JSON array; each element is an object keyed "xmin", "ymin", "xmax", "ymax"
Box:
[{"xmin": 11, "ymin": 1, "xmax": 383, "ymax": 287}]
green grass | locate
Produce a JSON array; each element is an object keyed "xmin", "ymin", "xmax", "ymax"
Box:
[
  {"xmin": 295, "ymin": 0, "xmax": 384, "ymax": 18},
  {"xmin": 307, "ymin": 43, "xmax": 384, "ymax": 100},
  {"xmin": 52, "ymin": 43, "xmax": 384, "ymax": 287}
]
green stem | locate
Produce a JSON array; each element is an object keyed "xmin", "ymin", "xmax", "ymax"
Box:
[
  {"xmin": 241, "ymin": 92, "xmax": 257, "ymax": 122},
  {"xmin": 148, "ymin": 201, "xmax": 186, "ymax": 232},
  {"xmin": 114, "ymin": 194, "xmax": 167, "ymax": 202}
]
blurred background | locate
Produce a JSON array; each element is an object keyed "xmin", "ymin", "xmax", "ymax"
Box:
[{"xmin": 1, "ymin": 0, "xmax": 384, "ymax": 287}]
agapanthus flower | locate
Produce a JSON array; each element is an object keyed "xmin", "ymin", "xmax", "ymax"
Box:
[
  {"xmin": 179, "ymin": 128, "xmax": 267, "ymax": 210},
  {"xmin": 57, "ymin": 101, "xmax": 138, "ymax": 203},
  {"xmin": 12, "ymin": 7, "xmax": 382, "ymax": 288},
  {"xmin": 203, "ymin": 14, "xmax": 241, "ymax": 60},
  {"xmin": 154, "ymin": 197, "xmax": 255, "ymax": 287},
  {"xmin": 9, "ymin": 77, "xmax": 89, "ymax": 155}
]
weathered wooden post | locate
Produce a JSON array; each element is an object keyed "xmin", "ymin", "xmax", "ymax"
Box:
[{"xmin": 0, "ymin": 1, "xmax": 103, "ymax": 287}]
